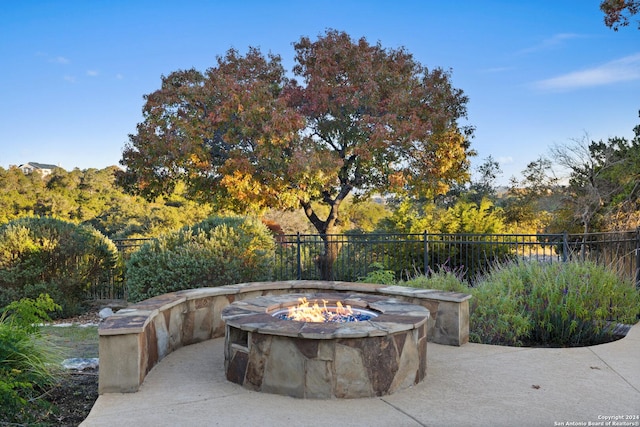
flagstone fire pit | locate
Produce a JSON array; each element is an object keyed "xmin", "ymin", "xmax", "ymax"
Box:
[{"xmin": 221, "ymin": 292, "xmax": 430, "ymax": 399}]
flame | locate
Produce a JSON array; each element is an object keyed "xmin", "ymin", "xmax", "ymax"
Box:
[{"xmin": 286, "ymin": 297, "xmax": 353, "ymax": 322}]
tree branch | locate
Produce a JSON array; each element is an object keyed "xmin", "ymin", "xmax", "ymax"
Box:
[{"xmin": 299, "ymin": 199, "xmax": 326, "ymax": 233}]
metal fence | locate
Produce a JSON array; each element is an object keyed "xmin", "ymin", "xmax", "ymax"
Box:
[
  {"xmin": 98, "ymin": 229, "xmax": 640, "ymax": 299},
  {"xmin": 84, "ymin": 238, "xmax": 153, "ymax": 300},
  {"xmin": 113, "ymin": 238, "xmax": 153, "ymax": 257},
  {"xmin": 273, "ymin": 230, "xmax": 640, "ymax": 286}
]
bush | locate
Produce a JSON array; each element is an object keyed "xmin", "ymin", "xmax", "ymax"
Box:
[
  {"xmin": 402, "ymin": 267, "xmax": 470, "ymax": 293},
  {"xmin": 126, "ymin": 216, "xmax": 275, "ymax": 302},
  {"xmin": 0, "ymin": 294, "xmax": 64, "ymax": 424},
  {"xmin": 357, "ymin": 262, "xmax": 397, "ymax": 285},
  {"xmin": 0, "ymin": 217, "xmax": 119, "ymax": 316},
  {"xmin": 469, "ymin": 260, "xmax": 640, "ymax": 346},
  {"xmin": 468, "ymin": 265, "xmax": 532, "ymax": 345}
]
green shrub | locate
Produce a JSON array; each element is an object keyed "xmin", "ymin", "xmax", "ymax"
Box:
[
  {"xmin": 126, "ymin": 216, "xmax": 275, "ymax": 302},
  {"xmin": 0, "ymin": 294, "xmax": 64, "ymax": 424},
  {"xmin": 470, "ymin": 260, "xmax": 640, "ymax": 346},
  {"xmin": 357, "ymin": 262, "xmax": 397, "ymax": 285},
  {"xmin": 402, "ymin": 267, "xmax": 470, "ymax": 293},
  {"xmin": 0, "ymin": 217, "xmax": 119, "ymax": 316},
  {"xmin": 468, "ymin": 265, "xmax": 532, "ymax": 345}
]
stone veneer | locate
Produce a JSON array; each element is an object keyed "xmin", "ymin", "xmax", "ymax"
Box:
[
  {"xmin": 222, "ymin": 293, "xmax": 430, "ymax": 398},
  {"xmin": 98, "ymin": 281, "xmax": 471, "ymax": 394}
]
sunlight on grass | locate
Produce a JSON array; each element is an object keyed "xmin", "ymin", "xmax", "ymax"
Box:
[{"xmin": 40, "ymin": 325, "xmax": 99, "ymax": 359}]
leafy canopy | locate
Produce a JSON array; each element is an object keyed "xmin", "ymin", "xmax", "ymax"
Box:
[
  {"xmin": 600, "ymin": 0, "xmax": 640, "ymax": 30},
  {"xmin": 561, "ymin": 123, "xmax": 640, "ymax": 232},
  {"xmin": 119, "ymin": 30, "xmax": 474, "ymax": 236}
]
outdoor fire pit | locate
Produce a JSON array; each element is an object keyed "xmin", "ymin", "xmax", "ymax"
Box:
[{"xmin": 221, "ymin": 292, "xmax": 430, "ymax": 399}]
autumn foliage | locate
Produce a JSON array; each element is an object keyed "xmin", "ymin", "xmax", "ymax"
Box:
[{"xmin": 119, "ymin": 30, "xmax": 474, "ymax": 278}]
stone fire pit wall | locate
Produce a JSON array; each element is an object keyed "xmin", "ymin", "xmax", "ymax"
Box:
[
  {"xmin": 98, "ymin": 281, "xmax": 471, "ymax": 394},
  {"xmin": 222, "ymin": 293, "xmax": 430, "ymax": 398}
]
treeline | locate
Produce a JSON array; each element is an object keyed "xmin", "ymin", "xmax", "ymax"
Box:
[
  {"xmin": 2, "ymin": 114, "xmax": 639, "ymax": 239},
  {"xmin": 0, "ymin": 166, "xmax": 215, "ymax": 239},
  {"xmin": 434, "ymin": 118, "xmax": 640, "ymax": 235},
  {"xmin": 0, "ymin": 164, "xmax": 536, "ymax": 239},
  {"xmin": 1, "ymin": 132, "xmax": 639, "ymax": 242}
]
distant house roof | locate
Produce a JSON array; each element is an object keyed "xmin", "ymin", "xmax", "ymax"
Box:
[
  {"xmin": 17, "ymin": 162, "xmax": 62, "ymax": 176},
  {"xmin": 20, "ymin": 162, "xmax": 60, "ymax": 170}
]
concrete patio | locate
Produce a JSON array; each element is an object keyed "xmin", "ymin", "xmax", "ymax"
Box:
[{"xmin": 82, "ymin": 322, "xmax": 640, "ymax": 427}]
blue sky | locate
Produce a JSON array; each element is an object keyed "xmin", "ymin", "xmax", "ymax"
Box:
[{"xmin": 1, "ymin": 0, "xmax": 638, "ymax": 185}]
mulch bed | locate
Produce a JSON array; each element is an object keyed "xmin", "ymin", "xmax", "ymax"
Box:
[{"xmin": 40, "ymin": 370, "xmax": 99, "ymax": 426}]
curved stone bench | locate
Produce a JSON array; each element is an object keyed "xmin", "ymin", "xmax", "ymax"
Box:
[{"xmin": 98, "ymin": 280, "xmax": 471, "ymax": 394}]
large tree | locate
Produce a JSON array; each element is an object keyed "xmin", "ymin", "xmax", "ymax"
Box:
[
  {"xmin": 119, "ymin": 30, "xmax": 474, "ymax": 278},
  {"xmin": 550, "ymin": 118, "xmax": 640, "ymax": 232}
]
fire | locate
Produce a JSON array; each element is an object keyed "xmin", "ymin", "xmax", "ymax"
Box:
[{"xmin": 286, "ymin": 297, "xmax": 354, "ymax": 323}]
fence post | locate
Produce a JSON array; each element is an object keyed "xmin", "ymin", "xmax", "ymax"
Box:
[
  {"xmin": 635, "ymin": 227, "xmax": 640, "ymax": 289},
  {"xmin": 423, "ymin": 231, "xmax": 428, "ymax": 276},
  {"xmin": 562, "ymin": 231, "xmax": 569, "ymax": 263},
  {"xmin": 296, "ymin": 232, "xmax": 302, "ymax": 280}
]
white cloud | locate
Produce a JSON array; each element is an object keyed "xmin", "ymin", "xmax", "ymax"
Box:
[
  {"xmin": 64, "ymin": 75, "xmax": 76, "ymax": 83},
  {"xmin": 36, "ymin": 52, "xmax": 70, "ymax": 64},
  {"xmin": 533, "ymin": 53, "xmax": 640, "ymax": 91},
  {"xmin": 498, "ymin": 156, "xmax": 514, "ymax": 165},
  {"xmin": 519, "ymin": 33, "xmax": 584, "ymax": 54},
  {"xmin": 481, "ymin": 66, "xmax": 514, "ymax": 73},
  {"xmin": 87, "ymin": 70, "xmax": 99, "ymax": 77},
  {"xmin": 51, "ymin": 56, "xmax": 70, "ymax": 64},
  {"xmin": 115, "ymin": 73, "xmax": 124, "ymax": 79}
]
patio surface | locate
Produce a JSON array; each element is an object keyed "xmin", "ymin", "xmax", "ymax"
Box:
[{"xmin": 81, "ymin": 323, "xmax": 640, "ymax": 427}]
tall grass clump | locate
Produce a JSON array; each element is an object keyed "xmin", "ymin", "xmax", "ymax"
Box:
[
  {"xmin": 0, "ymin": 294, "xmax": 65, "ymax": 424},
  {"xmin": 126, "ymin": 216, "xmax": 275, "ymax": 302},
  {"xmin": 401, "ymin": 267, "xmax": 470, "ymax": 293},
  {"xmin": 470, "ymin": 260, "xmax": 640, "ymax": 346}
]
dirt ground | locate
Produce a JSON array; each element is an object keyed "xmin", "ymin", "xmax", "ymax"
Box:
[{"xmin": 40, "ymin": 370, "xmax": 99, "ymax": 426}]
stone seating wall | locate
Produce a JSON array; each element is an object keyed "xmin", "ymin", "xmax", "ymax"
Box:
[{"xmin": 98, "ymin": 280, "xmax": 471, "ymax": 394}]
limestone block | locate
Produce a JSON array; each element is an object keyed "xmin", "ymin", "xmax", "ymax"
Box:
[
  {"xmin": 192, "ymin": 305, "xmax": 213, "ymax": 342},
  {"xmin": 211, "ymin": 296, "xmax": 232, "ymax": 338},
  {"xmin": 142, "ymin": 322, "xmax": 158, "ymax": 377},
  {"xmin": 390, "ymin": 330, "xmax": 419, "ymax": 393},
  {"xmin": 431, "ymin": 299, "xmax": 469, "ymax": 346},
  {"xmin": 226, "ymin": 349, "xmax": 249, "ymax": 385},
  {"xmin": 262, "ymin": 337, "xmax": 305, "ymax": 398},
  {"xmin": 317, "ymin": 341, "xmax": 334, "ymax": 361},
  {"xmin": 305, "ymin": 359, "xmax": 333, "ymax": 398},
  {"xmin": 334, "ymin": 344, "xmax": 373, "ymax": 398},
  {"xmin": 245, "ymin": 332, "xmax": 270, "ymax": 389},
  {"xmin": 152, "ymin": 314, "xmax": 169, "ymax": 360},
  {"xmin": 166, "ymin": 305, "xmax": 184, "ymax": 351},
  {"xmin": 98, "ymin": 334, "xmax": 142, "ymax": 394},
  {"xmin": 236, "ymin": 290, "xmax": 266, "ymax": 301}
]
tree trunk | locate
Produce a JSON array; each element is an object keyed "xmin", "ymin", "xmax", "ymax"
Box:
[
  {"xmin": 300, "ymin": 195, "xmax": 348, "ymax": 281},
  {"xmin": 316, "ymin": 229, "xmax": 342, "ymax": 280}
]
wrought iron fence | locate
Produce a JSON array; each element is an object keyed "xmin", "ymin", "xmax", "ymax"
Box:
[
  {"xmin": 273, "ymin": 230, "xmax": 640, "ymax": 285},
  {"xmin": 85, "ymin": 269, "xmax": 126, "ymax": 300},
  {"xmin": 563, "ymin": 230, "xmax": 640, "ymax": 286},
  {"xmin": 113, "ymin": 238, "xmax": 153, "ymax": 258},
  {"xmin": 83, "ymin": 238, "xmax": 152, "ymax": 300},
  {"xmin": 98, "ymin": 229, "xmax": 640, "ymax": 299}
]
